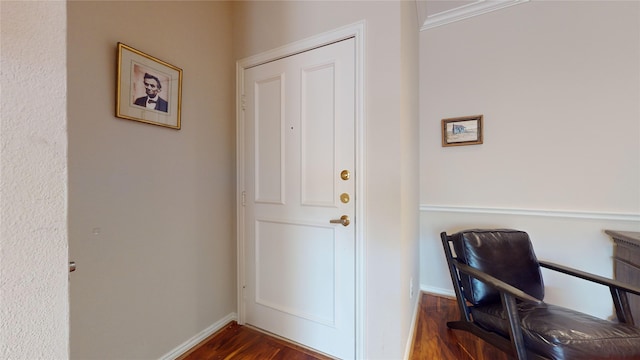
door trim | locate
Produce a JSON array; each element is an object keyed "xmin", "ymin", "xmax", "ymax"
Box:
[{"xmin": 236, "ymin": 21, "xmax": 366, "ymax": 359}]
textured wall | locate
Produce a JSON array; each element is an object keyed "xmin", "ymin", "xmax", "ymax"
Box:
[{"xmin": 0, "ymin": 1, "xmax": 69, "ymax": 358}]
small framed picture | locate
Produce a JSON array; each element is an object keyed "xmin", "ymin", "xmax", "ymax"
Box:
[
  {"xmin": 441, "ymin": 115, "xmax": 483, "ymax": 147},
  {"xmin": 116, "ymin": 43, "xmax": 182, "ymax": 129}
]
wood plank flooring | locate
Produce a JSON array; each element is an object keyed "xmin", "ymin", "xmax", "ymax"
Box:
[
  {"xmin": 409, "ymin": 293, "xmax": 508, "ymax": 360},
  {"xmin": 177, "ymin": 323, "xmax": 335, "ymax": 360},
  {"xmin": 179, "ymin": 293, "xmax": 508, "ymax": 360}
]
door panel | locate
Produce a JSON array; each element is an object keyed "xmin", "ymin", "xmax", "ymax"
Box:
[
  {"xmin": 255, "ymin": 220, "xmax": 336, "ymax": 324},
  {"xmin": 243, "ymin": 38, "xmax": 355, "ymax": 359},
  {"xmin": 302, "ymin": 62, "xmax": 337, "ymax": 206},
  {"xmin": 255, "ymin": 75, "xmax": 284, "ymax": 204}
]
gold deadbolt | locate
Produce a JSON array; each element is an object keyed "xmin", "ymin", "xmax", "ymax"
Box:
[
  {"xmin": 340, "ymin": 193, "xmax": 350, "ymax": 204},
  {"xmin": 340, "ymin": 170, "xmax": 350, "ymax": 181}
]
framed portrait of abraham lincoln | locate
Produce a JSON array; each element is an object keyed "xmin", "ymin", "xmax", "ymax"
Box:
[{"xmin": 116, "ymin": 42, "xmax": 183, "ymax": 129}]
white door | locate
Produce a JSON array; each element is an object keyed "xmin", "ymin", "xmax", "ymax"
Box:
[{"xmin": 242, "ymin": 38, "xmax": 356, "ymax": 359}]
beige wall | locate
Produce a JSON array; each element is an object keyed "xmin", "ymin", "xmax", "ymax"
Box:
[
  {"xmin": 399, "ymin": 0, "xmax": 421, "ymax": 356},
  {"xmin": 6, "ymin": 0, "xmax": 637, "ymax": 358},
  {"xmin": 67, "ymin": 1, "xmax": 420, "ymax": 358},
  {"xmin": 0, "ymin": 2, "xmax": 69, "ymax": 358},
  {"xmin": 233, "ymin": 2, "xmax": 420, "ymax": 358},
  {"xmin": 67, "ymin": 1, "xmax": 236, "ymax": 358},
  {"xmin": 420, "ymin": 0, "xmax": 640, "ymax": 318}
]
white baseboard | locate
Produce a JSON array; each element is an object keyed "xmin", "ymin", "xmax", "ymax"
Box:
[
  {"xmin": 420, "ymin": 285, "xmax": 455, "ymax": 298},
  {"xmin": 159, "ymin": 312, "xmax": 237, "ymax": 360},
  {"xmin": 403, "ymin": 292, "xmax": 422, "ymax": 360}
]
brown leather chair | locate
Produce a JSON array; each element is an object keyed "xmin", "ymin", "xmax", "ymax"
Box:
[{"xmin": 441, "ymin": 229, "xmax": 640, "ymax": 360}]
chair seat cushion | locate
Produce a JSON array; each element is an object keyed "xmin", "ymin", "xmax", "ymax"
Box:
[{"xmin": 471, "ymin": 302, "xmax": 640, "ymax": 360}]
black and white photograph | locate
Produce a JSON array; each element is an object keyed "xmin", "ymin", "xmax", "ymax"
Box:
[{"xmin": 116, "ymin": 43, "xmax": 182, "ymax": 129}]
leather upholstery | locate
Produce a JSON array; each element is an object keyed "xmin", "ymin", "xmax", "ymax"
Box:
[
  {"xmin": 471, "ymin": 302, "xmax": 640, "ymax": 359},
  {"xmin": 450, "ymin": 229, "xmax": 640, "ymax": 360},
  {"xmin": 452, "ymin": 229, "xmax": 544, "ymax": 305}
]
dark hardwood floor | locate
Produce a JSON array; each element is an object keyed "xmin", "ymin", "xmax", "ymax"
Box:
[
  {"xmin": 179, "ymin": 293, "xmax": 508, "ymax": 360},
  {"xmin": 409, "ymin": 293, "xmax": 508, "ymax": 360},
  {"xmin": 177, "ymin": 322, "xmax": 334, "ymax": 360}
]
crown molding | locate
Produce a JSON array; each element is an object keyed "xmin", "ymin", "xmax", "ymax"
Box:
[{"xmin": 419, "ymin": 0, "xmax": 529, "ymax": 31}]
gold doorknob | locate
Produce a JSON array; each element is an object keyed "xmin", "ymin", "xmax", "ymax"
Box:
[{"xmin": 329, "ymin": 215, "xmax": 350, "ymax": 227}]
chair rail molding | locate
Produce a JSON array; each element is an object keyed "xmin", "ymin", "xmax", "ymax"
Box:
[
  {"xmin": 420, "ymin": 204, "xmax": 640, "ymax": 222},
  {"xmin": 418, "ymin": 0, "xmax": 530, "ymax": 31}
]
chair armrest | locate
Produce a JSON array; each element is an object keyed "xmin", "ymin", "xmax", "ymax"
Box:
[
  {"xmin": 454, "ymin": 261, "xmax": 543, "ymax": 305},
  {"xmin": 539, "ymin": 260, "xmax": 640, "ymax": 296}
]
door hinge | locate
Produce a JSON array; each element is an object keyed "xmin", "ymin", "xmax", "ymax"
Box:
[
  {"xmin": 241, "ymin": 94, "xmax": 246, "ymax": 111},
  {"xmin": 242, "ymin": 191, "xmax": 246, "ymax": 206}
]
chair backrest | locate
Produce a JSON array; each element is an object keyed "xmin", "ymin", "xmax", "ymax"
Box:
[{"xmin": 451, "ymin": 229, "xmax": 545, "ymax": 305}]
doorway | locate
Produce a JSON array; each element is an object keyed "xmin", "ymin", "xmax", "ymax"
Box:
[{"xmin": 236, "ymin": 24, "xmax": 364, "ymax": 359}]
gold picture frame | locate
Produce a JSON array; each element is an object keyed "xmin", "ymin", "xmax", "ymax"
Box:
[
  {"xmin": 116, "ymin": 43, "xmax": 182, "ymax": 129},
  {"xmin": 441, "ymin": 115, "xmax": 483, "ymax": 147}
]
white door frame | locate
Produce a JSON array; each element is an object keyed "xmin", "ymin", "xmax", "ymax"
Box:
[{"xmin": 236, "ymin": 21, "xmax": 366, "ymax": 359}]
